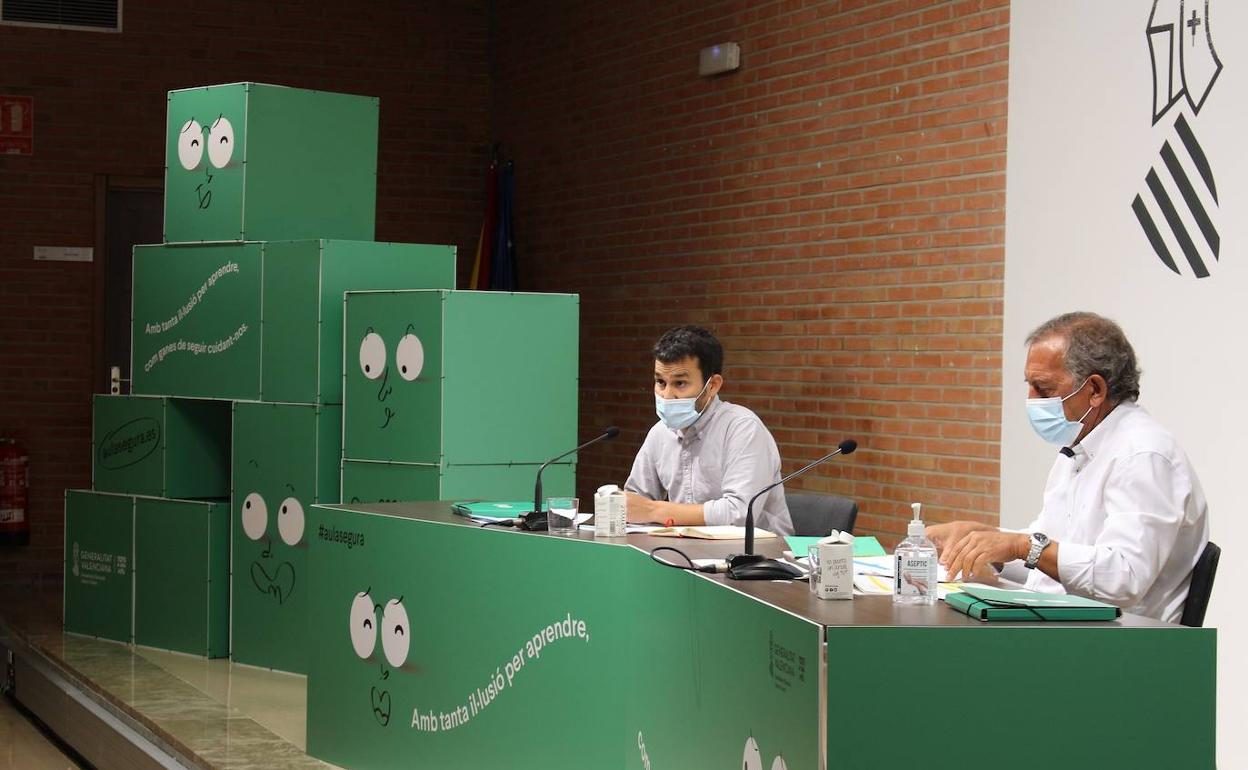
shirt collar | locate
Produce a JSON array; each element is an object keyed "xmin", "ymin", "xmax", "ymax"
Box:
[
  {"xmin": 1069, "ymin": 400, "xmax": 1136, "ymax": 461},
  {"xmin": 676, "ymin": 394, "xmax": 722, "ymax": 440}
]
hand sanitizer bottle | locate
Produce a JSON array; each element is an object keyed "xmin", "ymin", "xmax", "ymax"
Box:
[{"xmin": 893, "ymin": 503, "xmax": 937, "ymax": 606}]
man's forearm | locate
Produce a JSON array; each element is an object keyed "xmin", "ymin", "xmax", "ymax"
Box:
[{"xmin": 626, "ymin": 493, "xmax": 706, "ymax": 526}]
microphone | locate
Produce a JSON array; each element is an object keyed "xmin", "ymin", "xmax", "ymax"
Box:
[
  {"xmin": 727, "ymin": 438, "xmax": 858, "ymax": 581},
  {"xmin": 519, "ymin": 427, "xmax": 621, "ymax": 531}
]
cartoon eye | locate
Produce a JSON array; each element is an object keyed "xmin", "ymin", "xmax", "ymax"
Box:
[
  {"xmin": 241, "ymin": 492, "xmax": 267, "ymax": 541},
  {"xmin": 770, "ymin": 757, "xmax": 788, "ymax": 770},
  {"xmin": 177, "ymin": 119, "xmax": 204, "ymax": 170},
  {"xmin": 277, "ymin": 496, "xmax": 305, "ymax": 546},
  {"xmin": 359, "ymin": 332, "xmax": 386, "ymax": 380},
  {"xmin": 395, "ymin": 334, "xmax": 424, "ymax": 382},
  {"xmin": 349, "ymin": 592, "xmax": 377, "ymax": 659},
  {"xmin": 207, "ymin": 115, "xmax": 235, "ymax": 168},
  {"xmin": 381, "ymin": 599, "xmax": 411, "ymax": 668}
]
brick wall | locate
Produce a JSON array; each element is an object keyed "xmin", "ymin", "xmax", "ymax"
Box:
[
  {"xmin": 493, "ymin": 0, "xmax": 1009, "ymax": 543},
  {"xmin": 1, "ymin": 0, "xmax": 1010, "ymax": 584},
  {"xmin": 0, "ymin": 1, "xmax": 491, "ymax": 583}
]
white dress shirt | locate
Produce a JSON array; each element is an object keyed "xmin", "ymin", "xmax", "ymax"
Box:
[
  {"xmin": 624, "ymin": 396, "xmax": 793, "ymax": 536},
  {"xmin": 1023, "ymin": 401, "xmax": 1209, "ymax": 623}
]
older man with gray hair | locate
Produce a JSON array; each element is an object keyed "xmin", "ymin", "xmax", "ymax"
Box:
[{"xmin": 928, "ymin": 311, "xmax": 1210, "ymax": 623}]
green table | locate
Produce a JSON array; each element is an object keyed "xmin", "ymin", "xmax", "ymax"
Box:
[{"xmin": 304, "ymin": 502, "xmax": 1216, "ymax": 770}]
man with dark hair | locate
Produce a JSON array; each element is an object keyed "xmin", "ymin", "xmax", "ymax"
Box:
[
  {"xmin": 624, "ymin": 325, "xmax": 793, "ymax": 536},
  {"xmin": 928, "ymin": 312, "xmax": 1209, "ymax": 623}
]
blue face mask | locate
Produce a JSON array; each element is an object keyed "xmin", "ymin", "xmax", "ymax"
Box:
[
  {"xmin": 1026, "ymin": 378, "xmax": 1093, "ymax": 446},
  {"xmin": 655, "ymin": 379, "xmax": 711, "ymax": 431}
]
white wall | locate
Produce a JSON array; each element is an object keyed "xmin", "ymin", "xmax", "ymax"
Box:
[{"xmin": 1004, "ymin": 2, "xmax": 1245, "ymax": 765}]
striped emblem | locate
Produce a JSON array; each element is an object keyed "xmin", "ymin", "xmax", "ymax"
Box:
[
  {"xmin": 1132, "ymin": 114, "xmax": 1219, "ymax": 278},
  {"xmin": 1136, "ymin": 1, "xmax": 1222, "ymax": 278}
]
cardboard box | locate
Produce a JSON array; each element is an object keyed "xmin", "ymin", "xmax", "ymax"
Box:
[
  {"xmin": 230, "ymin": 401, "xmax": 341, "ymax": 673},
  {"xmin": 92, "ymin": 395, "xmax": 230, "ymax": 498},
  {"xmin": 64, "ymin": 490, "xmax": 135, "ymax": 643},
  {"xmin": 164, "ymin": 82, "xmax": 378, "ymax": 243},
  {"xmin": 342, "ymin": 290, "xmax": 579, "ymax": 466},
  {"xmin": 340, "ymin": 459, "xmax": 574, "ymax": 505},
  {"xmin": 134, "ymin": 497, "xmax": 230, "ymax": 657},
  {"xmin": 131, "ymin": 240, "xmax": 454, "ymax": 402}
]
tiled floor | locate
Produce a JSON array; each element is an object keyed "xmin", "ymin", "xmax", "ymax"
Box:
[
  {"xmin": 0, "ymin": 587, "xmax": 335, "ymax": 769},
  {"xmin": 0, "ymin": 695, "xmax": 83, "ymax": 770}
]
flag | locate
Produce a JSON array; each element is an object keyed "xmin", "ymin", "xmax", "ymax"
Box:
[
  {"xmin": 489, "ymin": 161, "xmax": 517, "ymax": 291},
  {"xmin": 469, "ymin": 159, "xmax": 499, "ymax": 290}
]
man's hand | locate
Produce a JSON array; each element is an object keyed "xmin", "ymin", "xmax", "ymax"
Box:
[
  {"xmin": 625, "ymin": 491, "xmax": 657, "ymax": 523},
  {"xmin": 941, "ymin": 530, "xmax": 1029, "ymax": 582},
  {"xmin": 925, "ymin": 520, "xmax": 995, "ymax": 551}
]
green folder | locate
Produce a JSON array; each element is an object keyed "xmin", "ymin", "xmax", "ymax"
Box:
[
  {"xmin": 946, "ymin": 587, "xmax": 1122, "ymax": 622},
  {"xmin": 785, "ymin": 535, "xmax": 886, "ymax": 558},
  {"xmin": 451, "ymin": 501, "xmax": 533, "ymax": 520}
]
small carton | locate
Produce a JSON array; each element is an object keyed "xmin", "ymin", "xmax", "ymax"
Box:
[
  {"xmin": 594, "ymin": 484, "xmax": 628, "ymax": 538},
  {"xmin": 809, "ymin": 530, "xmax": 854, "ymax": 600}
]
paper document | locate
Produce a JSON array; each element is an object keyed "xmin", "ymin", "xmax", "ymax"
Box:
[
  {"xmin": 648, "ymin": 525, "xmax": 775, "ymax": 540},
  {"xmin": 852, "ymin": 576, "xmax": 986, "ymax": 599},
  {"xmin": 853, "ymin": 574, "xmax": 893, "ymax": 595},
  {"xmin": 849, "ymin": 555, "xmax": 894, "ymax": 576}
]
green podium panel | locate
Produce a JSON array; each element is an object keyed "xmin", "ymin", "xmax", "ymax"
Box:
[
  {"xmin": 164, "ymin": 82, "xmax": 379, "ymax": 243},
  {"xmin": 826, "ymin": 626, "xmax": 1216, "ymax": 769},
  {"xmin": 624, "ymin": 546, "xmax": 822, "ymax": 770},
  {"xmin": 231, "ymin": 401, "xmax": 341, "ymax": 674},
  {"xmin": 64, "ymin": 491, "xmax": 134, "ymax": 643},
  {"xmin": 304, "ymin": 502, "xmax": 1214, "ymax": 770},
  {"xmin": 92, "ymin": 395, "xmax": 230, "ymax": 498},
  {"xmin": 132, "ymin": 240, "xmax": 454, "ymax": 402},
  {"xmin": 341, "ymin": 459, "xmax": 574, "ymax": 505},
  {"xmin": 342, "ymin": 290, "xmax": 579, "ymax": 465},
  {"xmin": 134, "ymin": 498, "xmax": 229, "ymax": 657},
  {"xmin": 305, "ymin": 504, "xmax": 821, "ymax": 769}
]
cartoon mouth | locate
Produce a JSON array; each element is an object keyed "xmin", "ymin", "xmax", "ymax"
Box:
[
  {"xmin": 250, "ymin": 561, "xmax": 296, "ymax": 604},
  {"xmin": 371, "ymin": 686, "xmax": 392, "ymax": 726},
  {"xmin": 380, "ymin": 407, "xmax": 396, "ymax": 429},
  {"xmin": 196, "ymin": 167, "xmax": 214, "ymax": 209}
]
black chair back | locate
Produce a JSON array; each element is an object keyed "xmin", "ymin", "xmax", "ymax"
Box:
[
  {"xmin": 785, "ymin": 491, "xmax": 858, "ymax": 537},
  {"xmin": 1180, "ymin": 541, "xmax": 1220, "ymax": 628}
]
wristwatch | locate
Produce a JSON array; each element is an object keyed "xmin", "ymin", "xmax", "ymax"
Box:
[{"xmin": 1024, "ymin": 532, "xmax": 1051, "ymax": 569}]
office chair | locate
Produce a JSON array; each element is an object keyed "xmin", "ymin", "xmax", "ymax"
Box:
[
  {"xmin": 1179, "ymin": 541, "xmax": 1220, "ymax": 628},
  {"xmin": 785, "ymin": 490, "xmax": 858, "ymax": 537}
]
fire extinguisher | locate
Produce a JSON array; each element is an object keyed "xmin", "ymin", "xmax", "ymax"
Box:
[{"xmin": 0, "ymin": 438, "xmax": 30, "ymax": 546}]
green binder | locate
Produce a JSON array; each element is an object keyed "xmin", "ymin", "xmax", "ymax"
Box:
[
  {"xmin": 946, "ymin": 587, "xmax": 1122, "ymax": 621},
  {"xmin": 451, "ymin": 500, "xmax": 533, "ymax": 520}
]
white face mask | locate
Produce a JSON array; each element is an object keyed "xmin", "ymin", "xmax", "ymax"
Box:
[
  {"xmin": 655, "ymin": 379, "xmax": 710, "ymax": 430},
  {"xmin": 1026, "ymin": 378, "xmax": 1093, "ymax": 446}
]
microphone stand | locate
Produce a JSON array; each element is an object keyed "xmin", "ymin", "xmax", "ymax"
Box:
[
  {"xmin": 519, "ymin": 427, "xmax": 620, "ymax": 531},
  {"xmin": 727, "ymin": 439, "xmax": 857, "ymax": 580}
]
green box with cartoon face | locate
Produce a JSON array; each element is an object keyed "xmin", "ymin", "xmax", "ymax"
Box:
[
  {"xmin": 134, "ymin": 497, "xmax": 229, "ymax": 657},
  {"xmin": 231, "ymin": 401, "xmax": 341, "ymax": 674},
  {"xmin": 342, "ymin": 290, "xmax": 579, "ymax": 467},
  {"xmin": 340, "ymin": 459, "xmax": 575, "ymax": 505},
  {"xmin": 92, "ymin": 395, "xmax": 230, "ymax": 498},
  {"xmin": 164, "ymin": 82, "xmax": 378, "ymax": 243},
  {"xmin": 64, "ymin": 490, "xmax": 135, "ymax": 643},
  {"xmin": 131, "ymin": 240, "xmax": 454, "ymax": 403}
]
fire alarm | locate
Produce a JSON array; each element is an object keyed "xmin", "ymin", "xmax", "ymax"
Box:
[{"xmin": 699, "ymin": 42, "xmax": 740, "ymax": 76}]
